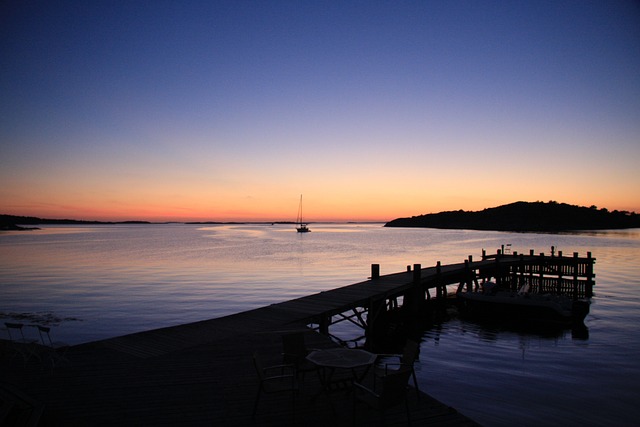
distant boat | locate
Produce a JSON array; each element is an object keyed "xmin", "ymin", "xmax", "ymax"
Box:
[{"xmin": 296, "ymin": 195, "xmax": 310, "ymax": 233}]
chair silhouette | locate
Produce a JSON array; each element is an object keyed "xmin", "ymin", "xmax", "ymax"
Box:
[
  {"xmin": 36, "ymin": 325, "xmax": 70, "ymax": 369},
  {"xmin": 374, "ymin": 339, "xmax": 421, "ymax": 400},
  {"xmin": 0, "ymin": 382, "xmax": 45, "ymax": 426},
  {"xmin": 252, "ymin": 352, "xmax": 298, "ymax": 420},
  {"xmin": 282, "ymin": 332, "xmax": 318, "ymax": 380},
  {"xmin": 4, "ymin": 323, "xmax": 39, "ymax": 365},
  {"xmin": 353, "ymin": 368, "xmax": 412, "ymax": 426}
]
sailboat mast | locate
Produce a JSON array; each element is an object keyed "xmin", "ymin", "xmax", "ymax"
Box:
[{"xmin": 296, "ymin": 194, "xmax": 310, "ymax": 232}]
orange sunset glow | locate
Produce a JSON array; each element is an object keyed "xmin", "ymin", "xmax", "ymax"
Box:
[{"xmin": 2, "ymin": 2, "xmax": 639, "ymax": 222}]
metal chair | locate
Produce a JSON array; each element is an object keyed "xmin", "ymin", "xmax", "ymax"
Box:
[
  {"xmin": 36, "ymin": 325, "xmax": 70, "ymax": 369},
  {"xmin": 252, "ymin": 352, "xmax": 298, "ymax": 420},
  {"xmin": 353, "ymin": 369, "xmax": 412, "ymax": 426},
  {"xmin": 4, "ymin": 323, "xmax": 39, "ymax": 365},
  {"xmin": 374, "ymin": 339, "xmax": 421, "ymax": 400},
  {"xmin": 282, "ymin": 332, "xmax": 319, "ymax": 381}
]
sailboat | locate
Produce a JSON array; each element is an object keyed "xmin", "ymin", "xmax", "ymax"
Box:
[{"xmin": 296, "ymin": 195, "xmax": 310, "ymax": 233}]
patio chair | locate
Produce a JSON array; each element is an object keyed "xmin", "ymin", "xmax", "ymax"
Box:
[
  {"xmin": 0, "ymin": 382, "xmax": 45, "ymax": 427},
  {"xmin": 252, "ymin": 352, "xmax": 298, "ymax": 420},
  {"xmin": 374, "ymin": 339, "xmax": 421, "ymax": 400},
  {"xmin": 353, "ymin": 368, "xmax": 412, "ymax": 426},
  {"xmin": 282, "ymin": 332, "xmax": 319, "ymax": 380},
  {"xmin": 4, "ymin": 323, "xmax": 39, "ymax": 365},
  {"xmin": 36, "ymin": 326, "xmax": 70, "ymax": 369}
]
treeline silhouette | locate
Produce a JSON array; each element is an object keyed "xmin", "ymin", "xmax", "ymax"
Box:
[
  {"xmin": 0, "ymin": 215, "xmax": 149, "ymax": 230},
  {"xmin": 385, "ymin": 201, "xmax": 640, "ymax": 232}
]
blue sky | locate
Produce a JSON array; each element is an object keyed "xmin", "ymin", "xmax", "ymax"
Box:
[{"xmin": 1, "ymin": 1, "xmax": 639, "ymax": 221}]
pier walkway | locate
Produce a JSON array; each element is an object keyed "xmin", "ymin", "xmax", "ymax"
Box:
[
  {"xmin": 1, "ymin": 307, "xmax": 478, "ymax": 426},
  {"xmin": 1, "ymin": 249, "xmax": 594, "ymax": 426}
]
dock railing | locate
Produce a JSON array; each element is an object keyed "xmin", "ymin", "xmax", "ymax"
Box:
[{"xmin": 299, "ymin": 248, "xmax": 595, "ymax": 347}]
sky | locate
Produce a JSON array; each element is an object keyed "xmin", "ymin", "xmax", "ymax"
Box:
[{"xmin": 1, "ymin": 1, "xmax": 639, "ymax": 222}]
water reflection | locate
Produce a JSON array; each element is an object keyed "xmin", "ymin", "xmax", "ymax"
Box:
[{"xmin": 456, "ymin": 313, "xmax": 589, "ymax": 341}]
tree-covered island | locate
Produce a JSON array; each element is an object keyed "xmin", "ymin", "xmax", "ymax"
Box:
[{"xmin": 385, "ymin": 201, "xmax": 640, "ymax": 232}]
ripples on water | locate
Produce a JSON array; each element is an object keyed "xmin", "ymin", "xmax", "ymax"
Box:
[{"xmin": 1, "ymin": 224, "xmax": 640, "ymax": 426}]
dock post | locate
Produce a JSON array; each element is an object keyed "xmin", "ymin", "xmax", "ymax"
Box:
[
  {"xmin": 436, "ymin": 261, "xmax": 443, "ymax": 299},
  {"xmin": 518, "ymin": 254, "xmax": 527, "ymax": 291},
  {"xmin": 555, "ymin": 254, "xmax": 563, "ymax": 294},
  {"xmin": 319, "ymin": 315, "xmax": 329, "ymax": 336},
  {"xmin": 528, "ymin": 253, "xmax": 534, "ymax": 291},
  {"xmin": 539, "ymin": 253, "xmax": 545, "ymax": 294},
  {"xmin": 402, "ymin": 264, "xmax": 422, "ymax": 315},
  {"xmin": 413, "ymin": 264, "xmax": 421, "ymax": 283},
  {"xmin": 586, "ymin": 252, "xmax": 594, "ymax": 298},
  {"xmin": 371, "ymin": 264, "xmax": 380, "ymax": 280},
  {"xmin": 573, "ymin": 252, "xmax": 579, "ymax": 300},
  {"xmin": 464, "ymin": 260, "xmax": 473, "ymax": 293},
  {"xmin": 365, "ymin": 297, "xmax": 381, "ymax": 349}
]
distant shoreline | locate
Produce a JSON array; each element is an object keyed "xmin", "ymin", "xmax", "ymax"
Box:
[
  {"xmin": 0, "ymin": 215, "xmax": 384, "ymax": 230},
  {"xmin": 0, "ymin": 223, "xmax": 40, "ymax": 231},
  {"xmin": 4, "ymin": 202, "xmax": 640, "ymax": 233}
]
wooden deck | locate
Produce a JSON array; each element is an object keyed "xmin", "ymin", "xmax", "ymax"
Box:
[
  {"xmin": 2, "ymin": 304, "xmax": 479, "ymax": 426},
  {"xmin": 1, "ymin": 251, "xmax": 594, "ymax": 426}
]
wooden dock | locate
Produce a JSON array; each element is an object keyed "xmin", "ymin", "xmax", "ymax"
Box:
[{"xmin": 1, "ymin": 249, "xmax": 595, "ymax": 426}]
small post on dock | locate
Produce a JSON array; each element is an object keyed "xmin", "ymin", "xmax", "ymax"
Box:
[
  {"xmin": 586, "ymin": 252, "xmax": 594, "ymax": 298},
  {"xmin": 371, "ymin": 264, "xmax": 380, "ymax": 280},
  {"xmin": 555, "ymin": 254, "xmax": 562, "ymax": 294},
  {"xmin": 319, "ymin": 315, "xmax": 329, "ymax": 336},
  {"xmin": 464, "ymin": 260, "xmax": 473, "ymax": 293},
  {"xmin": 403, "ymin": 264, "xmax": 422, "ymax": 315},
  {"xmin": 365, "ymin": 296, "xmax": 385, "ymax": 349},
  {"xmin": 436, "ymin": 261, "xmax": 443, "ymax": 299},
  {"xmin": 573, "ymin": 252, "xmax": 579, "ymax": 300},
  {"xmin": 518, "ymin": 253, "xmax": 528, "ymax": 292},
  {"xmin": 539, "ymin": 253, "xmax": 545, "ymax": 293}
]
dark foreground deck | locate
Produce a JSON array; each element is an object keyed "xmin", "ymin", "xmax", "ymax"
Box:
[
  {"xmin": 1, "ymin": 302, "xmax": 479, "ymax": 426},
  {"xmin": 2, "ymin": 250, "xmax": 596, "ymax": 426}
]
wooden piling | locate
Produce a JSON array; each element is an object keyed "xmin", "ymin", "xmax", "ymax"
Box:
[
  {"xmin": 586, "ymin": 252, "xmax": 595, "ymax": 298},
  {"xmin": 403, "ymin": 264, "xmax": 423, "ymax": 315},
  {"xmin": 435, "ymin": 261, "xmax": 443, "ymax": 299},
  {"xmin": 371, "ymin": 263, "xmax": 380, "ymax": 279},
  {"xmin": 573, "ymin": 252, "xmax": 579, "ymax": 300}
]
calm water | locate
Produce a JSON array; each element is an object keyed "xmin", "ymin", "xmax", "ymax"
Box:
[{"xmin": 2, "ymin": 224, "xmax": 639, "ymax": 426}]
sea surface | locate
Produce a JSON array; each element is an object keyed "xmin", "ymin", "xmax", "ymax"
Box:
[{"xmin": 2, "ymin": 223, "xmax": 639, "ymax": 426}]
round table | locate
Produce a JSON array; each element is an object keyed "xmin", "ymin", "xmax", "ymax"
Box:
[
  {"xmin": 306, "ymin": 348, "xmax": 376, "ymax": 369},
  {"xmin": 306, "ymin": 348, "xmax": 377, "ymax": 396}
]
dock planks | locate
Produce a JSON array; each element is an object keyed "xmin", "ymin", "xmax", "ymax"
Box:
[{"xmin": 1, "ymin": 305, "xmax": 480, "ymax": 426}]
